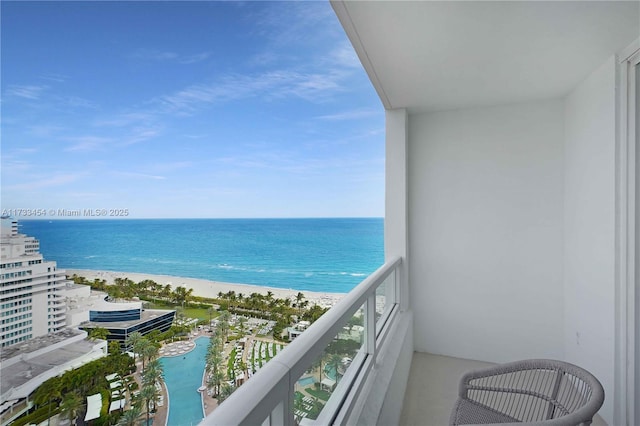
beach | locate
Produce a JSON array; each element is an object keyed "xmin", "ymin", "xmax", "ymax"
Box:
[{"xmin": 65, "ymin": 269, "xmax": 346, "ymax": 309}]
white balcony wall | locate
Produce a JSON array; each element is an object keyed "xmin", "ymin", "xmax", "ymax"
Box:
[
  {"xmin": 563, "ymin": 55, "xmax": 618, "ymax": 424},
  {"xmin": 408, "ymin": 100, "xmax": 566, "ymax": 362}
]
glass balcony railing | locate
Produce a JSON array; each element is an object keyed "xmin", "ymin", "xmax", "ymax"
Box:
[{"xmin": 204, "ymin": 256, "xmax": 402, "ymax": 426}]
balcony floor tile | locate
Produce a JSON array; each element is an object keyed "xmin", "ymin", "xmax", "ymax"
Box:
[{"xmin": 400, "ymin": 352, "xmax": 493, "ymax": 426}]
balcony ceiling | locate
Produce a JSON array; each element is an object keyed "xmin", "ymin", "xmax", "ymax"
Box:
[{"xmin": 332, "ymin": 1, "xmax": 639, "ymax": 113}]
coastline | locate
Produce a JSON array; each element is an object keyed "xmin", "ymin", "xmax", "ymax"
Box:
[{"xmin": 65, "ymin": 268, "xmax": 346, "ymax": 309}]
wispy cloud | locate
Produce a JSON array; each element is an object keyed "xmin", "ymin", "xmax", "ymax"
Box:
[
  {"xmin": 39, "ymin": 73, "xmax": 67, "ymax": 83},
  {"xmin": 328, "ymin": 43, "xmax": 361, "ymax": 69},
  {"xmin": 0, "ymin": 159, "xmax": 33, "ymax": 173},
  {"xmin": 7, "ymin": 84, "xmax": 47, "ymax": 100},
  {"xmin": 28, "ymin": 124, "xmax": 64, "ymax": 138},
  {"xmin": 4, "ymin": 173, "xmax": 83, "ymax": 191},
  {"xmin": 59, "ymin": 95, "xmax": 99, "ymax": 109},
  {"xmin": 112, "ymin": 171, "xmax": 166, "ymax": 180},
  {"xmin": 180, "ymin": 52, "xmax": 211, "ymax": 64},
  {"xmin": 121, "ymin": 126, "xmax": 163, "ymax": 146},
  {"xmin": 64, "ymin": 136, "xmax": 115, "ymax": 152},
  {"xmin": 149, "ymin": 161, "xmax": 193, "ymax": 173},
  {"xmin": 93, "ymin": 112, "xmax": 154, "ymax": 127},
  {"xmin": 316, "ymin": 109, "xmax": 381, "ymax": 121},
  {"xmin": 250, "ymin": 2, "xmax": 337, "ymax": 48},
  {"xmin": 63, "ymin": 125, "xmax": 161, "ymax": 151},
  {"xmin": 131, "ymin": 49, "xmax": 210, "ymax": 64},
  {"xmin": 157, "ymin": 69, "xmax": 347, "ymax": 114}
]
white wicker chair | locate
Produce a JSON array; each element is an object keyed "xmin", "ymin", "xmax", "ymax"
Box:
[{"xmin": 449, "ymin": 359, "xmax": 604, "ymax": 426}]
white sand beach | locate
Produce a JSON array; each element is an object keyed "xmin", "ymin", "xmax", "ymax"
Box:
[{"xmin": 65, "ymin": 269, "xmax": 345, "ymax": 309}]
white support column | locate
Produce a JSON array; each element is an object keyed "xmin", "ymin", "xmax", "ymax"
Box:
[
  {"xmin": 365, "ymin": 293, "xmax": 377, "ymax": 357},
  {"xmin": 385, "ymin": 108, "xmax": 409, "ymax": 312},
  {"xmin": 615, "ymin": 40, "xmax": 639, "ymax": 426}
]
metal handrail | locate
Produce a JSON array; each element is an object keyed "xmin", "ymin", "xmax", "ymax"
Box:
[{"xmin": 203, "ymin": 256, "xmax": 402, "ymax": 426}]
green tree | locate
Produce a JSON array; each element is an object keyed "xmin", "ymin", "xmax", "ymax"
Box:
[
  {"xmin": 160, "ymin": 284, "xmax": 172, "ymax": 301},
  {"xmin": 217, "ymin": 382, "xmax": 234, "ymax": 403},
  {"xmin": 125, "ymin": 331, "xmax": 143, "ymax": 363},
  {"xmin": 328, "ymin": 354, "xmax": 343, "ymax": 385},
  {"xmin": 108, "ymin": 341, "xmax": 121, "ymax": 355},
  {"xmin": 207, "ymin": 306, "xmax": 215, "ymax": 326},
  {"xmin": 238, "ymin": 316, "xmax": 247, "ymax": 335},
  {"xmin": 206, "ymin": 336, "xmax": 225, "ymax": 396},
  {"xmin": 33, "ymin": 376, "xmax": 62, "ymax": 407},
  {"xmin": 117, "ymin": 406, "xmax": 141, "ymax": 426},
  {"xmin": 142, "ymin": 359, "xmax": 163, "ymax": 388},
  {"xmin": 60, "ymin": 392, "xmax": 83, "ymax": 426},
  {"xmin": 139, "ymin": 340, "xmax": 158, "ymax": 372},
  {"xmin": 295, "ymin": 292, "xmax": 306, "ymax": 316},
  {"xmin": 88, "ymin": 326, "xmax": 109, "ymax": 341},
  {"xmin": 140, "ymin": 385, "xmax": 158, "ymax": 426},
  {"xmin": 217, "ymin": 310, "xmax": 231, "ymax": 342},
  {"xmin": 172, "ymin": 286, "xmax": 193, "ymax": 308},
  {"xmin": 33, "ymin": 376, "xmax": 62, "ymax": 426}
]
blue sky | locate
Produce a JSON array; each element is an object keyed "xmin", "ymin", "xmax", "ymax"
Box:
[{"xmin": 1, "ymin": 1, "xmax": 384, "ymax": 219}]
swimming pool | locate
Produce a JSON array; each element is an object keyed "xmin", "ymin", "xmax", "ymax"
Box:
[
  {"xmin": 298, "ymin": 376, "xmax": 315, "ymax": 386},
  {"xmin": 161, "ymin": 336, "xmax": 210, "ymax": 426},
  {"xmin": 324, "ymin": 364, "xmax": 338, "ymax": 381}
]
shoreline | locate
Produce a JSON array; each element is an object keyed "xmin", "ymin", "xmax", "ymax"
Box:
[{"xmin": 65, "ymin": 268, "xmax": 346, "ymax": 309}]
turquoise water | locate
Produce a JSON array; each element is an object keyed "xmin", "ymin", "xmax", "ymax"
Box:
[
  {"xmin": 324, "ymin": 365, "xmax": 338, "ymax": 381},
  {"xmin": 20, "ymin": 218, "xmax": 384, "ymax": 293},
  {"xmin": 298, "ymin": 376, "xmax": 315, "ymax": 386},
  {"xmin": 161, "ymin": 337, "xmax": 210, "ymax": 426}
]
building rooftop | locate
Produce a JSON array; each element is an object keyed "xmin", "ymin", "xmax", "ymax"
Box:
[
  {"xmin": 0, "ymin": 328, "xmax": 83, "ymax": 362},
  {"xmin": 84, "ymin": 308, "xmax": 175, "ymax": 330},
  {"xmin": 1, "ymin": 329, "xmax": 105, "ymax": 400}
]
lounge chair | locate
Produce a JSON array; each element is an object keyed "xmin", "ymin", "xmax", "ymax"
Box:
[{"xmin": 450, "ymin": 359, "xmax": 604, "ymax": 425}]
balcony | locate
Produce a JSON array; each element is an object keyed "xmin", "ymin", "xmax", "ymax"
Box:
[
  {"xmin": 207, "ymin": 257, "xmax": 408, "ymax": 425},
  {"xmin": 206, "ymin": 2, "xmax": 638, "ymax": 425}
]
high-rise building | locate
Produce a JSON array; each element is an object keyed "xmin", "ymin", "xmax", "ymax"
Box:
[{"xmin": 0, "ymin": 217, "xmax": 67, "ymax": 347}]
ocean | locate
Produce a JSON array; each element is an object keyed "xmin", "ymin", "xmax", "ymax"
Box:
[{"xmin": 19, "ymin": 218, "xmax": 384, "ymax": 294}]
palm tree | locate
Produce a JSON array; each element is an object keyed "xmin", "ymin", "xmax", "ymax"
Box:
[
  {"xmin": 160, "ymin": 284, "xmax": 172, "ymax": 301},
  {"xmin": 207, "ymin": 306, "xmax": 215, "ymax": 326},
  {"xmin": 217, "ymin": 382, "xmax": 234, "ymax": 403},
  {"xmin": 142, "ymin": 360, "xmax": 163, "ymax": 387},
  {"xmin": 228, "ymin": 291, "xmax": 237, "ymax": 313},
  {"xmin": 140, "ymin": 340, "xmax": 158, "ymax": 372},
  {"xmin": 88, "ymin": 326, "xmax": 109, "ymax": 341},
  {"xmin": 328, "ymin": 354, "xmax": 343, "ymax": 385},
  {"xmin": 117, "ymin": 405, "xmax": 141, "ymax": 426},
  {"xmin": 210, "ymin": 369, "xmax": 225, "ymax": 397},
  {"xmin": 238, "ymin": 316, "xmax": 247, "ymax": 336},
  {"xmin": 140, "ymin": 384, "xmax": 158, "ymax": 426},
  {"xmin": 125, "ymin": 331, "xmax": 143, "ymax": 363},
  {"xmin": 206, "ymin": 337, "xmax": 224, "ymax": 395},
  {"xmin": 295, "ymin": 291, "xmax": 305, "ymax": 307},
  {"xmin": 218, "ymin": 311, "xmax": 231, "ymax": 342},
  {"xmin": 173, "ymin": 286, "xmax": 193, "ymax": 308},
  {"xmin": 33, "ymin": 376, "xmax": 62, "ymax": 426},
  {"xmin": 33, "ymin": 376, "xmax": 62, "ymax": 407},
  {"xmin": 60, "ymin": 392, "xmax": 83, "ymax": 426}
]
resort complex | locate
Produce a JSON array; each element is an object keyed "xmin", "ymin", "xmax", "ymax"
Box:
[{"xmin": 1, "ymin": 218, "xmax": 345, "ymax": 425}]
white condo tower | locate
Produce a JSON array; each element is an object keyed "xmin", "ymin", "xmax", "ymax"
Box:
[{"xmin": 0, "ymin": 217, "xmax": 67, "ymax": 347}]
